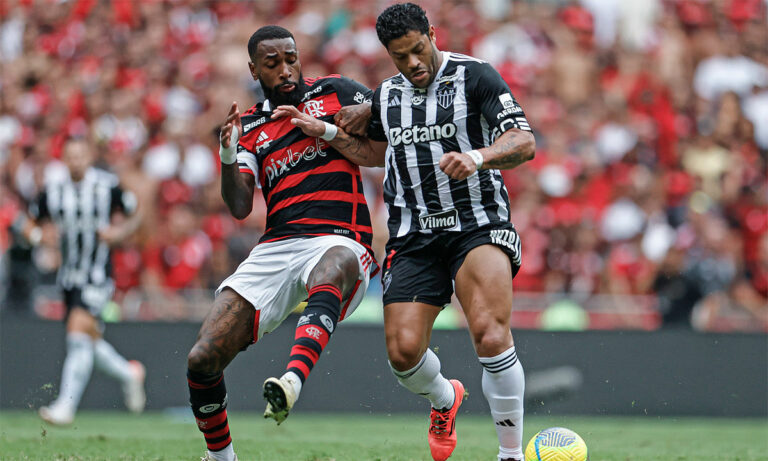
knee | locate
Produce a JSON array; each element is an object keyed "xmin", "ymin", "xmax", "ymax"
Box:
[
  {"xmin": 471, "ymin": 323, "xmax": 513, "ymax": 357},
  {"xmin": 309, "ymin": 246, "xmax": 359, "ymax": 293},
  {"xmin": 187, "ymin": 343, "xmax": 217, "ymax": 374},
  {"xmin": 386, "ymin": 331, "xmax": 427, "ymax": 371}
]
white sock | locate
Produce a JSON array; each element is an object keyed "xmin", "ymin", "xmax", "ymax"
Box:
[
  {"xmin": 207, "ymin": 442, "xmax": 235, "ymax": 461},
  {"xmin": 282, "ymin": 371, "xmax": 303, "ymax": 398},
  {"xmin": 54, "ymin": 332, "xmax": 94, "ymax": 413},
  {"xmin": 390, "ymin": 348, "xmax": 455, "ymax": 410},
  {"xmin": 93, "ymin": 338, "xmax": 133, "ymax": 383},
  {"xmin": 479, "ymin": 346, "xmax": 525, "ymax": 461}
]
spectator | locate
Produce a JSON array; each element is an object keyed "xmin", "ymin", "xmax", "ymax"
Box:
[{"xmin": 0, "ymin": 0, "xmax": 765, "ymax": 331}]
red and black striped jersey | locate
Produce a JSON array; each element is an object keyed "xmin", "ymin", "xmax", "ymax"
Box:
[{"xmin": 236, "ymin": 75, "xmax": 376, "ymax": 260}]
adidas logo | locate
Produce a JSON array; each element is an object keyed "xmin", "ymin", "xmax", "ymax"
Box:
[
  {"xmin": 388, "ymin": 95, "xmax": 401, "ymax": 107},
  {"xmin": 256, "ymin": 131, "xmax": 272, "ymax": 152},
  {"xmin": 495, "ymin": 419, "xmax": 516, "ymax": 427}
]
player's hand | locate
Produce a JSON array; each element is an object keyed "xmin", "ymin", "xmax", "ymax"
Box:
[
  {"xmin": 439, "ymin": 152, "xmax": 478, "ymax": 180},
  {"xmin": 40, "ymin": 224, "xmax": 58, "ymax": 247},
  {"xmin": 220, "ymin": 102, "xmax": 242, "ymax": 148},
  {"xmin": 334, "ymin": 102, "xmax": 372, "ymax": 137},
  {"xmin": 272, "ymin": 105, "xmax": 326, "ymax": 137},
  {"xmin": 98, "ymin": 225, "xmax": 123, "ymax": 246}
]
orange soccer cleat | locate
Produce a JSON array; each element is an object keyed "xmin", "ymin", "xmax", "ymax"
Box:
[{"xmin": 428, "ymin": 379, "xmax": 467, "ymax": 461}]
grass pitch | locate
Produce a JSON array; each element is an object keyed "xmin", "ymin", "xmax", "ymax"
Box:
[{"xmin": 0, "ymin": 410, "xmax": 766, "ymax": 461}]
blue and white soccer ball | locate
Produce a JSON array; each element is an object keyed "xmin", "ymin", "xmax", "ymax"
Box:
[{"xmin": 524, "ymin": 427, "xmax": 588, "ymax": 461}]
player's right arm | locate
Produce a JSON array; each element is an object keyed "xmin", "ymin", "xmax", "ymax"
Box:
[
  {"xmin": 13, "ymin": 189, "xmax": 56, "ymax": 247},
  {"xmin": 271, "ymin": 104, "xmax": 387, "ymax": 167},
  {"xmin": 219, "ymin": 102, "xmax": 256, "ymax": 220},
  {"xmin": 328, "ymin": 124, "xmax": 387, "ymax": 167}
]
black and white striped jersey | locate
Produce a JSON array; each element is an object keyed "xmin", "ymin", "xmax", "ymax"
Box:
[
  {"xmin": 368, "ymin": 52, "xmax": 532, "ymax": 238},
  {"xmin": 30, "ymin": 168, "xmax": 137, "ymax": 289}
]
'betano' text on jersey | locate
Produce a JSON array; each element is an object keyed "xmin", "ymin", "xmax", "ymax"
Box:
[
  {"xmin": 369, "ymin": 52, "xmax": 533, "ymax": 238},
  {"xmin": 236, "ymin": 75, "xmax": 376, "ymax": 260}
]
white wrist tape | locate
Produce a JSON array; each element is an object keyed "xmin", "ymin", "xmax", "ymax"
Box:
[
  {"xmin": 320, "ymin": 122, "xmax": 338, "ymax": 141},
  {"xmin": 219, "ymin": 126, "xmax": 240, "ymax": 165},
  {"xmin": 465, "ymin": 149, "xmax": 483, "ymax": 170},
  {"xmin": 29, "ymin": 226, "xmax": 42, "ymax": 246}
]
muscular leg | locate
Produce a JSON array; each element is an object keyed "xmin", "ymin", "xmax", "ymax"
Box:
[
  {"xmin": 82, "ymin": 308, "xmax": 146, "ymax": 414},
  {"xmin": 186, "ymin": 288, "xmax": 254, "ymax": 461},
  {"xmin": 187, "ymin": 288, "xmax": 255, "ymax": 374},
  {"xmin": 266, "ymin": 246, "xmax": 360, "ymax": 424},
  {"xmin": 455, "ymin": 244, "xmax": 525, "ymax": 461},
  {"xmin": 384, "ymin": 302, "xmax": 455, "ymax": 410},
  {"xmin": 307, "ymin": 245, "xmax": 360, "ymax": 297}
]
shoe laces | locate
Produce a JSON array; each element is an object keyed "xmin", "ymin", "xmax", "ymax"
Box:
[{"xmin": 429, "ymin": 407, "xmax": 451, "ymax": 436}]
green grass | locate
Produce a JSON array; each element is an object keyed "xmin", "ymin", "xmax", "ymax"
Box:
[{"xmin": 0, "ymin": 410, "xmax": 766, "ymax": 461}]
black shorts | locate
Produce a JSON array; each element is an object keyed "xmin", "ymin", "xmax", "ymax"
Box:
[
  {"xmin": 63, "ymin": 282, "xmax": 114, "ymax": 319},
  {"xmin": 381, "ymin": 222, "xmax": 521, "ymax": 307}
]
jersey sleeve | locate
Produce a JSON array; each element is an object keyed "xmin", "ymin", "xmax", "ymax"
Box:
[
  {"xmin": 470, "ymin": 62, "xmax": 532, "ymax": 140},
  {"xmin": 110, "ymin": 185, "xmax": 138, "ymax": 215},
  {"xmin": 367, "ymin": 85, "xmax": 387, "ymax": 142},
  {"xmin": 236, "ymin": 109, "xmax": 265, "ymax": 188},
  {"xmin": 334, "ymin": 76, "xmax": 373, "ymax": 107},
  {"xmin": 236, "ymin": 144, "xmax": 260, "ymax": 186}
]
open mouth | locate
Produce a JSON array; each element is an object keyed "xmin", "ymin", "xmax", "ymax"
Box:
[{"xmin": 412, "ymin": 70, "xmax": 428, "ymax": 80}]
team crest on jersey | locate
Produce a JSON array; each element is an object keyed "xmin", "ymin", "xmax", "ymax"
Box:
[
  {"xmin": 436, "ymin": 84, "xmax": 456, "ymax": 109},
  {"xmin": 302, "ymin": 99, "xmax": 326, "ymax": 117}
]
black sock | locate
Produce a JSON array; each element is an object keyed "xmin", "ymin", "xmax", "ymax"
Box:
[{"xmin": 188, "ymin": 369, "xmax": 231, "ymax": 452}]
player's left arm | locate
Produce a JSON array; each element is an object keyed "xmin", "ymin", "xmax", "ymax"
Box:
[
  {"xmin": 480, "ymin": 127, "xmax": 536, "ymax": 169},
  {"xmin": 99, "ymin": 185, "xmax": 142, "ymax": 246},
  {"xmin": 439, "ymin": 62, "xmax": 535, "ymax": 180}
]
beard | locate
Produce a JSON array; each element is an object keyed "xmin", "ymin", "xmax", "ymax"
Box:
[{"xmin": 261, "ymin": 74, "xmax": 306, "ymax": 107}]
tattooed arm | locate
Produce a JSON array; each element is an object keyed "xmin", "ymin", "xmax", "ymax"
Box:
[
  {"xmin": 439, "ymin": 128, "xmax": 535, "ymax": 181},
  {"xmin": 219, "ymin": 102, "xmax": 255, "ymax": 220},
  {"xmin": 328, "ymin": 127, "xmax": 387, "ymax": 167},
  {"xmin": 480, "ymin": 128, "xmax": 536, "ymax": 169}
]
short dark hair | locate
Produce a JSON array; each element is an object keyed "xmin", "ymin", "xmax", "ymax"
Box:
[
  {"xmin": 247, "ymin": 25, "xmax": 295, "ymax": 61},
  {"xmin": 376, "ymin": 3, "xmax": 430, "ymax": 48}
]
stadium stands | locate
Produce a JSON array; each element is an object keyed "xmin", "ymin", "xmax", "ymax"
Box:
[{"xmin": 1, "ymin": 0, "xmax": 766, "ymax": 332}]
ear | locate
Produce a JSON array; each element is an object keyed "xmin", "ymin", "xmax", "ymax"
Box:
[
  {"xmin": 248, "ymin": 61, "xmax": 258, "ymax": 80},
  {"xmin": 428, "ymin": 25, "xmax": 436, "ymax": 43}
]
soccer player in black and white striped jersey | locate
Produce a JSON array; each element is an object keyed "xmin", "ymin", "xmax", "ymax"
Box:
[
  {"xmin": 19, "ymin": 138, "xmax": 145, "ymax": 426},
  {"xmin": 280, "ymin": 4, "xmax": 534, "ymax": 461}
]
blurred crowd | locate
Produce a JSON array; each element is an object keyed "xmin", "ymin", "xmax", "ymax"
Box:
[{"xmin": 0, "ymin": 0, "xmax": 766, "ymax": 331}]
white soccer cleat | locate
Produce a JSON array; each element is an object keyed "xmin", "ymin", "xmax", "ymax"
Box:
[
  {"xmin": 200, "ymin": 453, "xmax": 238, "ymax": 461},
  {"xmin": 262, "ymin": 375, "xmax": 298, "ymax": 425},
  {"xmin": 123, "ymin": 360, "xmax": 146, "ymax": 414},
  {"xmin": 38, "ymin": 404, "xmax": 74, "ymax": 426}
]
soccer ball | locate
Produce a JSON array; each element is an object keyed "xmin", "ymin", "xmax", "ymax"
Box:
[{"xmin": 524, "ymin": 427, "xmax": 588, "ymax": 461}]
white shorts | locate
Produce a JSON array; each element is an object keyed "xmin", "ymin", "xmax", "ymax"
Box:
[{"xmin": 216, "ymin": 235, "xmax": 375, "ymax": 341}]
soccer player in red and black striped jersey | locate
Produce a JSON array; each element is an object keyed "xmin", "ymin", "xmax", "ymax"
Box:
[{"xmin": 185, "ymin": 25, "xmax": 377, "ymax": 461}]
